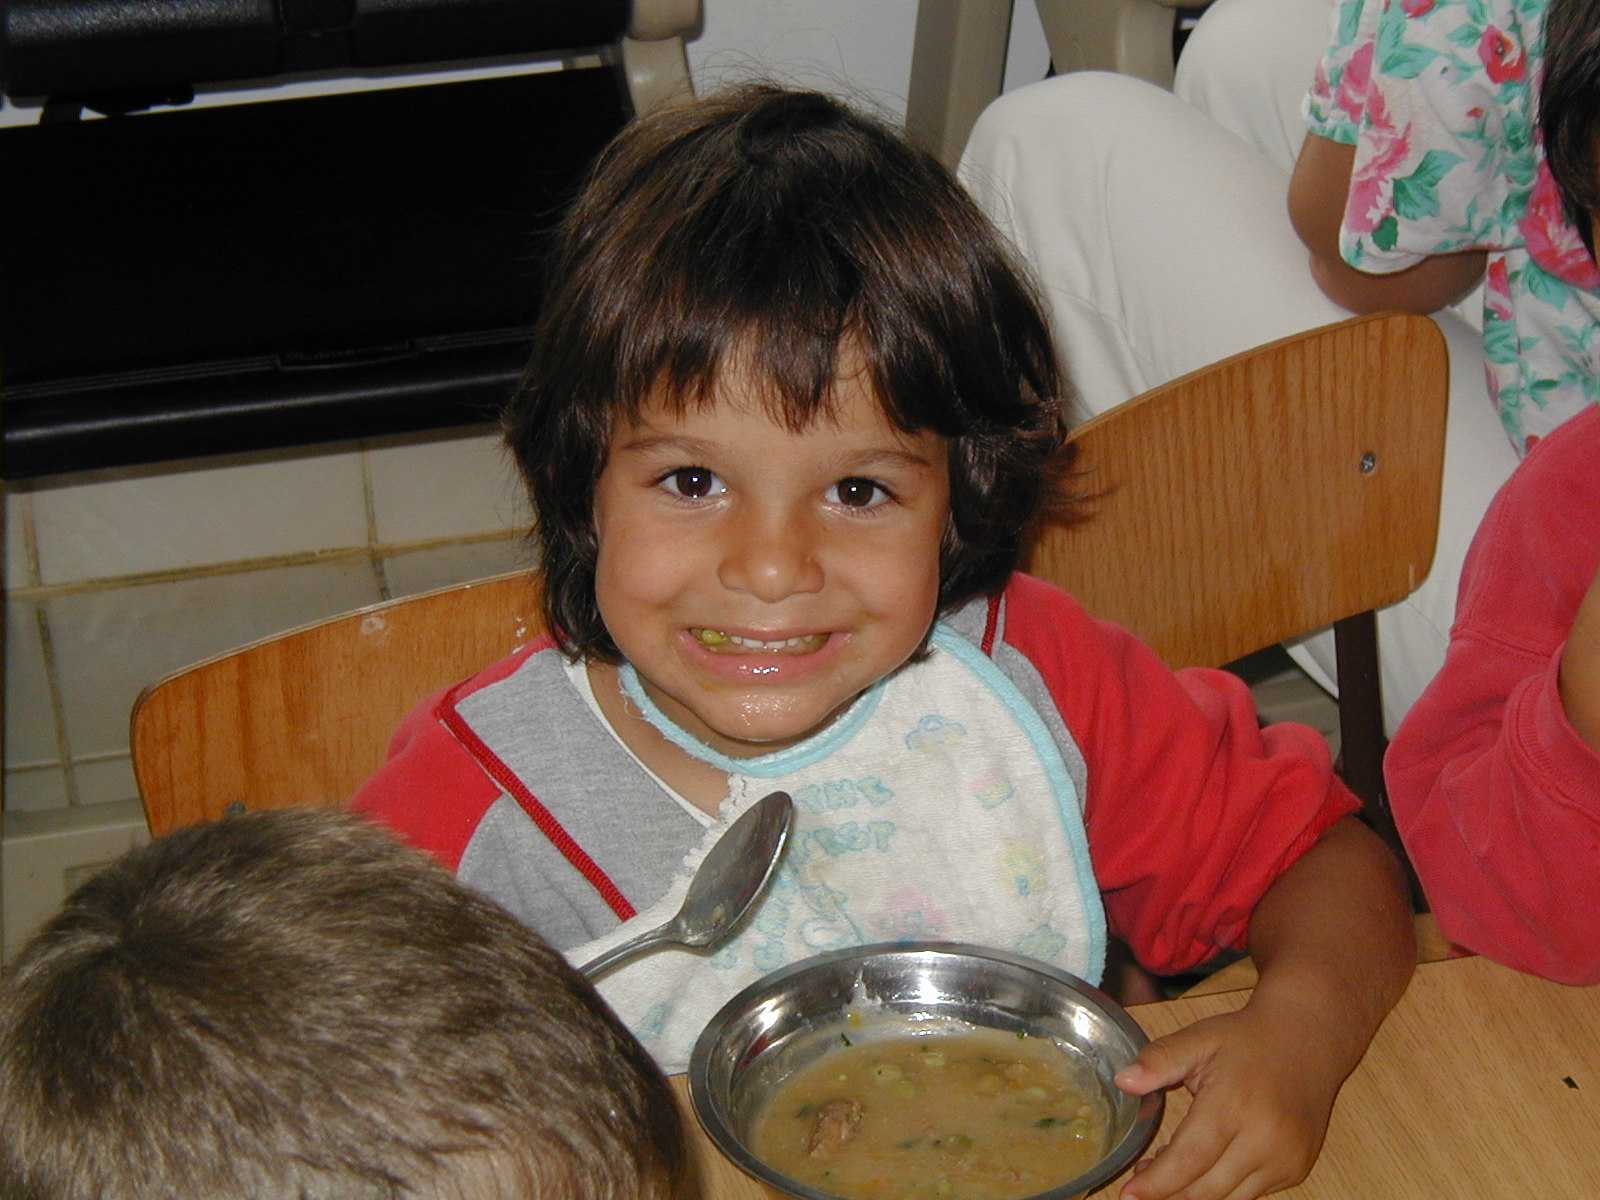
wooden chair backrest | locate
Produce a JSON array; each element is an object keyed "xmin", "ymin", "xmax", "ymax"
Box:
[
  {"xmin": 132, "ymin": 572, "xmax": 546, "ymax": 836},
  {"xmin": 133, "ymin": 313, "xmax": 1447, "ymax": 839},
  {"xmin": 1027, "ymin": 312, "xmax": 1448, "ymax": 669}
]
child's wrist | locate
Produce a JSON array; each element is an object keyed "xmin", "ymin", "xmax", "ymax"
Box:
[{"xmin": 1243, "ymin": 967, "xmax": 1376, "ymax": 1080}]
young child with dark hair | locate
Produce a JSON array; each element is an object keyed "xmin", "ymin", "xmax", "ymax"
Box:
[
  {"xmin": 354, "ymin": 84, "xmax": 1415, "ymax": 1200},
  {"xmin": 0, "ymin": 810, "xmax": 689, "ymax": 1200},
  {"xmin": 1381, "ymin": 0, "xmax": 1600, "ymax": 986}
]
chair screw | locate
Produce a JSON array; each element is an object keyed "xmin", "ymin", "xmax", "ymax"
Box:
[{"xmin": 1359, "ymin": 452, "xmax": 1377, "ymax": 474}]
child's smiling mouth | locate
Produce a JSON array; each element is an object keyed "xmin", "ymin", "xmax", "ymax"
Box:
[{"xmin": 691, "ymin": 628, "xmax": 829, "ymax": 654}]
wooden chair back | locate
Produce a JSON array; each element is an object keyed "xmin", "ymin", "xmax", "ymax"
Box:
[
  {"xmin": 132, "ymin": 572, "xmax": 545, "ymax": 836},
  {"xmin": 133, "ymin": 313, "xmax": 1447, "ymax": 843},
  {"xmin": 1028, "ymin": 311, "xmax": 1447, "ymax": 668},
  {"xmin": 1028, "ymin": 311, "xmax": 1447, "ymax": 864}
]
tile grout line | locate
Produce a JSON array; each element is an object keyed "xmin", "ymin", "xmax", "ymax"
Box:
[
  {"xmin": 16, "ymin": 489, "xmax": 81, "ymax": 806},
  {"xmin": 32, "ymin": 606, "xmax": 80, "ymax": 807},
  {"xmin": 18, "ymin": 489, "xmax": 44, "ymax": 590},
  {"xmin": 3, "ymin": 530, "xmax": 523, "ymax": 603},
  {"xmin": 358, "ymin": 443, "xmax": 393, "ymax": 602}
]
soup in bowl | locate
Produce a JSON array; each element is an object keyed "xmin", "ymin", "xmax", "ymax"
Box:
[{"xmin": 689, "ymin": 942, "xmax": 1163, "ymax": 1200}]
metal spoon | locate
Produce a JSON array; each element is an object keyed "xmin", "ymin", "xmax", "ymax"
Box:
[{"xmin": 579, "ymin": 789, "xmax": 795, "ymax": 980}]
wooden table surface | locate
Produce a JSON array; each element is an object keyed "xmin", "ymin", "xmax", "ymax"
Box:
[{"xmin": 670, "ymin": 954, "xmax": 1600, "ymax": 1199}]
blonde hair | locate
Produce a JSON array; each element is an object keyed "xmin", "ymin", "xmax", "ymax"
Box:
[{"xmin": 0, "ymin": 809, "xmax": 689, "ymax": 1199}]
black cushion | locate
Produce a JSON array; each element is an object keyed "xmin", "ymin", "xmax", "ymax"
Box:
[{"xmin": 1, "ymin": 0, "xmax": 629, "ymax": 99}]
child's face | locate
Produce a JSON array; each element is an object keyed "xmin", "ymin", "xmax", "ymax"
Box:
[{"xmin": 593, "ymin": 365, "xmax": 949, "ymax": 759}]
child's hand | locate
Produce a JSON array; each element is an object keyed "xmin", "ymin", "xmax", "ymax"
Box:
[{"xmin": 1112, "ymin": 999, "xmax": 1343, "ymax": 1200}]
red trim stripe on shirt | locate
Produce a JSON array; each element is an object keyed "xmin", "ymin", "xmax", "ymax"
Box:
[
  {"xmin": 981, "ymin": 592, "xmax": 1002, "ymax": 656},
  {"xmin": 435, "ymin": 682, "xmax": 638, "ymax": 922}
]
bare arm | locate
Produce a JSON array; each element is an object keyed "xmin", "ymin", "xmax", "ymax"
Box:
[
  {"xmin": 1117, "ymin": 818, "xmax": 1414, "ymax": 1200},
  {"xmin": 1245, "ymin": 817, "xmax": 1415, "ymax": 1075},
  {"xmin": 1288, "ymin": 133, "xmax": 1487, "ymax": 313}
]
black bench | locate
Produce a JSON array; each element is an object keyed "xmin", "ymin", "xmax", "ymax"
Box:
[{"xmin": 1, "ymin": 0, "xmax": 695, "ymax": 478}]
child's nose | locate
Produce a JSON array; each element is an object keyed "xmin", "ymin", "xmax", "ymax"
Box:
[{"xmin": 717, "ymin": 510, "xmax": 825, "ymax": 601}]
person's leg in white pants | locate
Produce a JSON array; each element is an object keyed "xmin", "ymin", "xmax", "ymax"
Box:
[
  {"xmin": 958, "ymin": 66, "xmax": 1518, "ymax": 731},
  {"xmin": 1174, "ymin": 0, "xmax": 1334, "ymax": 171}
]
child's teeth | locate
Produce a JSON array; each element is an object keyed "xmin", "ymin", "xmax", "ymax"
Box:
[
  {"xmin": 693, "ymin": 629, "xmax": 822, "ymax": 651},
  {"xmin": 730, "ymin": 634, "xmax": 811, "ymax": 649}
]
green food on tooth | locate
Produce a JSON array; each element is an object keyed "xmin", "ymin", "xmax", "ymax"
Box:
[{"xmin": 696, "ymin": 629, "xmax": 729, "ymax": 646}]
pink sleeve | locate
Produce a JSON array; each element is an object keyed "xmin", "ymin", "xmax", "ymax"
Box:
[
  {"xmin": 1384, "ymin": 414, "xmax": 1600, "ymax": 984},
  {"xmin": 1001, "ymin": 574, "xmax": 1359, "ymax": 975}
]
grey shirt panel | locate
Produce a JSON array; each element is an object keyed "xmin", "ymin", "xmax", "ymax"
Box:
[
  {"xmin": 450, "ymin": 591, "xmax": 1091, "ymax": 949},
  {"xmin": 461, "ymin": 796, "xmax": 635, "ymax": 946},
  {"xmin": 454, "ymin": 649, "xmax": 704, "ymax": 949},
  {"xmin": 979, "ymin": 594, "xmax": 1092, "ymax": 813}
]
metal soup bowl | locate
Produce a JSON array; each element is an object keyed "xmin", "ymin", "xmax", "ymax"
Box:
[{"xmin": 689, "ymin": 942, "xmax": 1163, "ymax": 1200}]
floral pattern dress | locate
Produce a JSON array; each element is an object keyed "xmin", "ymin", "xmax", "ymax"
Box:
[{"xmin": 1305, "ymin": 0, "xmax": 1600, "ymax": 453}]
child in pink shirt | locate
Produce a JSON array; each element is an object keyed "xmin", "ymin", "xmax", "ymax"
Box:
[
  {"xmin": 1386, "ymin": 406, "xmax": 1600, "ymax": 983},
  {"xmin": 1384, "ymin": 0, "xmax": 1600, "ymax": 985}
]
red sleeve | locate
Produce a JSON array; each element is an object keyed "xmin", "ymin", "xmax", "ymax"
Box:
[
  {"xmin": 999, "ymin": 573, "xmax": 1358, "ymax": 974},
  {"xmin": 348, "ymin": 642, "xmax": 546, "ymax": 871},
  {"xmin": 1385, "ymin": 411, "xmax": 1600, "ymax": 985},
  {"xmin": 348, "ymin": 686, "xmax": 501, "ymax": 871}
]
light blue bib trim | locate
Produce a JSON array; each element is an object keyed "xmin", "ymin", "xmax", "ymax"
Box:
[
  {"xmin": 616, "ymin": 663, "xmax": 887, "ymax": 778},
  {"xmin": 927, "ymin": 625, "xmax": 1107, "ymax": 985}
]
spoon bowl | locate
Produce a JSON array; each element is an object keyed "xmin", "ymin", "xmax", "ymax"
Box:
[{"xmin": 579, "ymin": 790, "xmax": 794, "ymax": 979}]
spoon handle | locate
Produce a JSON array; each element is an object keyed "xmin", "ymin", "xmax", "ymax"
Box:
[{"xmin": 577, "ymin": 921, "xmax": 672, "ymax": 980}]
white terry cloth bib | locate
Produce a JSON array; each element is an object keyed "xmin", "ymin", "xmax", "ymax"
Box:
[{"xmin": 565, "ymin": 624, "xmax": 1107, "ymax": 1074}]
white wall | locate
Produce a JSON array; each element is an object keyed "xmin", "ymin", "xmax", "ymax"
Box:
[{"xmin": 690, "ymin": 0, "xmax": 918, "ymax": 119}]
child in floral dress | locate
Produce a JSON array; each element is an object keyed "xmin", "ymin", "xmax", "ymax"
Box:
[
  {"xmin": 963, "ymin": 0, "xmax": 1600, "ymax": 735},
  {"xmin": 1381, "ymin": 0, "xmax": 1600, "ymax": 985},
  {"xmin": 1296, "ymin": 0, "xmax": 1600, "ymax": 453}
]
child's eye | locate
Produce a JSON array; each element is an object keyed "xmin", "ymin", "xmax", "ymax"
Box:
[
  {"xmin": 660, "ymin": 467, "xmax": 725, "ymax": 499},
  {"xmin": 828, "ymin": 478, "xmax": 889, "ymax": 509}
]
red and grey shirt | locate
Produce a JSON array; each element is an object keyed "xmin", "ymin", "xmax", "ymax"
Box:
[{"xmin": 352, "ymin": 572, "xmax": 1355, "ymax": 975}]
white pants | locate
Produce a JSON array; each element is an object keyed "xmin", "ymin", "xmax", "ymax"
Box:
[{"xmin": 958, "ymin": 0, "xmax": 1519, "ymax": 733}]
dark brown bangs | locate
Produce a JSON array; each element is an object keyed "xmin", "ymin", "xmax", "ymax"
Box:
[{"xmin": 588, "ymin": 103, "xmax": 880, "ymax": 433}]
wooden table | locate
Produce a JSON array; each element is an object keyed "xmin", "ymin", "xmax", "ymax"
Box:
[{"xmin": 671, "ymin": 955, "xmax": 1600, "ymax": 1198}]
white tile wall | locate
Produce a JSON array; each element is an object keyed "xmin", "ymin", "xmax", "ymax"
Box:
[
  {"xmin": 3, "ymin": 801, "xmax": 150, "ymax": 961},
  {"xmin": 49, "ymin": 558, "xmax": 385, "ymax": 761},
  {"xmin": 365, "ymin": 427, "xmax": 529, "ymax": 545},
  {"xmin": 2, "ymin": 424, "xmax": 538, "ymax": 958},
  {"xmin": 29, "ymin": 444, "xmax": 372, "ymax": 584},
  {"xmin": 383, "ymin": 538, "xmax": 531, "ymax": 599},
  {"xmin": 3, "ymin": 424, "xmax": 525, "ymax": 822},
  {"xmin": 73, "ymin": 757, "xmax": 140, "ymax": 809},
  {"xmin": 4, "ymin": 486, "xmax": 32, "ymax": 587},
  {"xmin": 4, "ymin": 599, "xmax": 57, "ymax": 771},
  {"xmin": 3, "ymin": 766, "xmax": 69, "ymax": 815}
]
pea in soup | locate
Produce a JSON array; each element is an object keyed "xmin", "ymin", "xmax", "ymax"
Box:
[{"xmin": 750, "ymin": 1023, "xmax": 1112, "ymax": 1200}]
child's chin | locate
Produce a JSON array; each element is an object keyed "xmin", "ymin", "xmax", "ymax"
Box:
[
  {"xmin": 701, "ymin": 712, "xmax": 831, "ymax": 757},
  {"xmin": 707, "ymin": 728, "xmax": 813, "ymax": 757}
]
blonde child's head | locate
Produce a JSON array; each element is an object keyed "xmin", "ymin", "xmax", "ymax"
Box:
[
  {"xmin": 508, "ymin": 84, "xmax": 1075, "ymax": 666},
  {"xmin": 0, "ymin": 810, "xmax": 689, "ymax": 1200}
]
